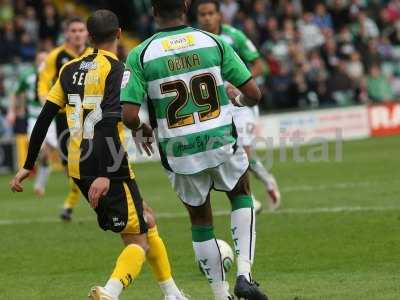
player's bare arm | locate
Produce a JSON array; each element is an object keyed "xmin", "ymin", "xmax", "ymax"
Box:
[
  {"xmin": 250, "ymin": 58, "xmax": 265, "ymax": 78},
  {"xmin": 226, "ymin": 79, "xmax": 261, "ymax": 107},
  {"xmin": 122, "ymin": 104, "xmax": 155, "ymax": 156}
]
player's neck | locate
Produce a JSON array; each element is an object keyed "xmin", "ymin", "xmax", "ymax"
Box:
[
  {"xmin": 93, "ymin": 41, "xmax": 118, "ymax": 57},
  {"xmin": 157, "ymin": 17, "xmax": 185, "ymax": 31},
  {"xmin": 210, "ymin": 25, "xmax": 221, "ymax": 35}
]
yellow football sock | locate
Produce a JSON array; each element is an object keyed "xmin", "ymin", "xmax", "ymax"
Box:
[
  {"xmin": 147, "ymin": 226, "xmax": 173, "ymax": 282},
  {"xmin": 16, "ymin": 134, "xmax": 28, "ymax": 169},
  {"xmin": 63, "ymin": 179, "xmax": 80, "ymax": 209},
  {"xmin": 110, "ymin": 244, "xmax": 146, "ymax": 288}
]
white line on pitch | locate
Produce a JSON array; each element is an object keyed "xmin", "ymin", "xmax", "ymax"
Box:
[{"xmin": 0, "ymin": 205, "xmax": 399, "ymax": 226}]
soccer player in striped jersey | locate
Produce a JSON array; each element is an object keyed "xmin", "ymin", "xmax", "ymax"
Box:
[
  {"xmin": 121, "ymin": 1, "xmax": 269, "ymax": 299},
  {"xmin": 7, "ymin": 51, "xmax": 58, "ymax": 197},
  {"xmin": 10, "ymin": 10, "xmax": 187, "ymax": 300},
  {"xmin": 196, "ymin": 0, "xmax": 281, "ymax": 211},
  {"xmin": 38, "ymin": 17, "xmax": 92, "ymax": 221}
]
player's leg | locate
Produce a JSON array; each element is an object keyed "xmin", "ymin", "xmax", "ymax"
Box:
[
  {"xmin": 246, "ymin": 145, "xmax": 281, "ymax": 211},
  {"xmin": 56, "ymin": 112, "xmax": 81, "ymax": 220},
  {"xmin": 33, "ymin": 145, "xmax": 51, "ymax": 197},
  {"xmin": 234, "ymin": 107, "xmax": 263, "ymax": 213},
  {"xmin": 235, "ymin": 105, "xmax": 281, "ymax": 211},
  {"xmin": 144, "ymin": 203, "xmax": 188, "ymax": 300},
  {"xmin": 213, "ymin": 148, "xmax": 268, "ymax": 299},
  {"xmin": 74, "ymin": 178, "xmax": 149, "ymax": 300},
  {"xmin": 97, "ymin": 233, "xmax": 148, "ymax": 300},
  {"xmin": 167, "ymin": 171, "xmax": 232, "ymax": 300},
  {"xmin": 28, "ymin": 118, "xmax": 51, "ymax": 197},
  {"xmin": 60, "ymin": 178, "xmax": 81, "ymax": 221}
]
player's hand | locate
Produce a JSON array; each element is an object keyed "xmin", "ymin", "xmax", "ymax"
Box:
[
  {"xmin": 88, "ymin": 177, "xmax": 110, "ymax": 209},
  {"xmin": 225, "ymin": 82, "xmax": 243, "ymax": 107},
  {"xmin": 10, "ymin": 168, "xmax": 31, "ymax": 193},
  {"xmin": 133, "ymin": 123, "xmax": 154, "ymax": 157},
  {"xmin": 5, "ymin": 110, "xmax": 16, "ymax": 126}
]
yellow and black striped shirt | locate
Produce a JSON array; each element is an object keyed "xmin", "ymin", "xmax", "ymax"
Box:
[
  {"xmin": 38, "ymin": 44, "xmax": 93, "ymax": 100},
  {"xmin": 47, "ymin": 49, "xmax": 134, "ymax": 180}
]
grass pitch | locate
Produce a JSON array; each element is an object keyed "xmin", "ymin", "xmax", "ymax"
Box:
[{"xmin": 0, "ymin": 136, "xmax": 399, "ymax": 300}]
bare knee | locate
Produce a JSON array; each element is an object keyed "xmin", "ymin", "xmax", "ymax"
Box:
[
  {"xmin": 143, "ymin": 201, "xmax": 156, "ymax": 229},
  {"xmin": 121, "ymin": 233, "xmax": 149, "ymax": 252}
]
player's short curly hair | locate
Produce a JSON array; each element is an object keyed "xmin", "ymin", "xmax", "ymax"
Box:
[
  {"xmin": 87, "ymin": 9, "xmax": 119, "ymax": 44},
  {"xmin": 151, "ymin": 0, "xmax": 186, "ymax": 19}
]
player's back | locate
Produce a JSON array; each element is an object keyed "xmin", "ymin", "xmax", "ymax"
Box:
[
  {"xmin": 122, "ymin": 25, "xmax": 252, "ymax": 174},
  {"xmin": 48, "ymin": 48, "xmax": 134, "ymax": 180}
]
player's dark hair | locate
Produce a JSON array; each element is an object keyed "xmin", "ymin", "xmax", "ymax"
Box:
[
  {"xmin": 65, "ymin": 16, "xmax": 85, "ymax": 28},
  {"xmin": 196, "ymin": 0, "xmax": 220, "ymax": 12},
  {"xmin": 87, "ymin": 10, "xmax": 119, "ymax": 44},
  {"xmin": 151, "ymin": 0, "xmax": 186, "ymax": 19}
]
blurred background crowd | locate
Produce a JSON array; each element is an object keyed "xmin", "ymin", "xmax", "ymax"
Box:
[{"xmin": 1, "ymin": 0, "xmax": 400, "ymax": 114}]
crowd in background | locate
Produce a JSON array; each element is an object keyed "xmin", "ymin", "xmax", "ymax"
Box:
[{"xmin": 1, "ymin": 0, "xmax": 400, "ymax": 112}]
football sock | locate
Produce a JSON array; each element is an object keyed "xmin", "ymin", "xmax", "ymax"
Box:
[
  {"xmin": 249, "ymin": 157, "xmax": 272, "ymax": 189},
  {"xmin": 106, "ymin": 244, "xmax": 146, "ymax": 298},
  {"xmin": 159, "ymin": 279, "xmax": 182, "ymax": 298},
  {"xmin": 211, "ymin": 281, "xmax": 231, "ymax": 300},
  {"xmin": 147, "ymin": 226, "xmax": 182, "ymax": 296},
  {"xmin": 34, "ymin": 165, "xmax": 51, "ymax": 191},
  {"xmin": 230, "ymin": 195, "xmax": 256, "ymax": 282},
  {"xmin": 192, "ymin": 225, "xmax": 230, "ymax": 299},
  {"xmin": 63, "ymin": 178, "xmax": 80, "ymax": 209}
]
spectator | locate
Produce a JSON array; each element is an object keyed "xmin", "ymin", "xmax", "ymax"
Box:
[
  {"xmin": 220, "ymin": 0, "xmax": 239, "ymax": 24},
  {"xmin": 299, "ymin": 12, "xmax": 325, "ymax": 51},
  {"xmin": 313, "ymin": 3, "xmax": 333, "ymax": 31},
  {"xmin": 39, "ymin": 3, "xmax": 60, "ymax": 43},
  {"xmin": 367, "ymin": 64, "xmax": 394, "ymax": 102}
]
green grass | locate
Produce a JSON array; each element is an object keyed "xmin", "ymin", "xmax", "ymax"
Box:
[{"xmin": 1, "ymin": 136, "xmax": 400, "ymax": 299}]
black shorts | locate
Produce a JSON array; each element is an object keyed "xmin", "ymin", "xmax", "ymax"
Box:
[
  {"xmin": 74, "ymin": 178, "xmax": 148, "ymax": 234},
  {"xmin": 55, "ymin": 112, "xmax": 69, "ymax": 166}
]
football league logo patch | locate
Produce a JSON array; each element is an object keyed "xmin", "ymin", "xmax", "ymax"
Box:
[{"xmin": 121, "ymin": 70, "xmax": 131, "ymax": 88}]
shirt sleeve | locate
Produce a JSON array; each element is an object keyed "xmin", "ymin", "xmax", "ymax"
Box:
[
  {"xmin": 38, "ymin": 50, "xmax": 58, "ymax": 99},
  {"xmin": 220, "ymin": 38, "xmax": 252, "ymax": 87},
  {"xmin": 23, "ymin": 101, "xmax": 61, "ymax": 170},
  {"xmin": 236, "ymin": 30, "xmax": 260, "ymax": 63},
  {"xmin": 120, "ymin": 48, "xmax": 148, "ymax": 106},
  {"xmin": 47, "ymin": 77, "xmax": 67, "ymax": 107}
]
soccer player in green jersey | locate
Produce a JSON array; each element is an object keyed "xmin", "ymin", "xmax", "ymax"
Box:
[
  {"xmin": 7, "ymin": 51, "xmax": 58, "ymax": 197},
  {"xmin": 121, "ymin": 0, "xmax": 269, "ymax": 299},
  {"xmin": 196, "ymin": 0, "xmax": 281, "ymax": 211}
]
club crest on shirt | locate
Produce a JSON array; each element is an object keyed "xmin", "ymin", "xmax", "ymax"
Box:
[{"xmin": 161, "ymin": 34, "xmax": 195, "ymax": 51}]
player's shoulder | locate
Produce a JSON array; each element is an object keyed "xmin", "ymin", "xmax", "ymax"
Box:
[
  {"xmin": 57, "ymin": 51, "xmax": 95, "ymax": 77},
  {"xmin": 46, "ymin": 45, "xmax": 66, "ymax": 60},
  {"xmin": 221, "ymin": 24, "xmax": 246, "ymax": 40},
  {"xmin": 126, "ymin": 33, "xmax": 164, "ymax": 66}
]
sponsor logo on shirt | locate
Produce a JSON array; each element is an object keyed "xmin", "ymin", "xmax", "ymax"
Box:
[
  {"xmin": 79, "ymin": 61, "xmax": 98, "ymax": 70},
  {"xmin": 161, "ymin": 34, "xmax": 195, "ymax": 51}
]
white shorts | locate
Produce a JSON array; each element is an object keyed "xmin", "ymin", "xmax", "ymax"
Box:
[
  {"xmin": 166, "ymin": 147, "xmax": 249, "ymax": 207},
  {"xmin": 233, "ymin": 106, "xmax": 259, "ymax": 147},
  {"xmin": 28, "ymin": 118, "xmax": 58, "ymax": 149}
]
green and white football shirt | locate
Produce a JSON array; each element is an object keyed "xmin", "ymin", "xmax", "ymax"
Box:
[
  {"xmin": 14, "ymin": 67, "xmax": 42, "ymax": 119},
  {"xmin": 219, "ymin": 24, "xmax": 260, "ymax": 64},
  {"xmin": 121, "ymin": 25, "xmax": 252, "ymax": 174}
]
